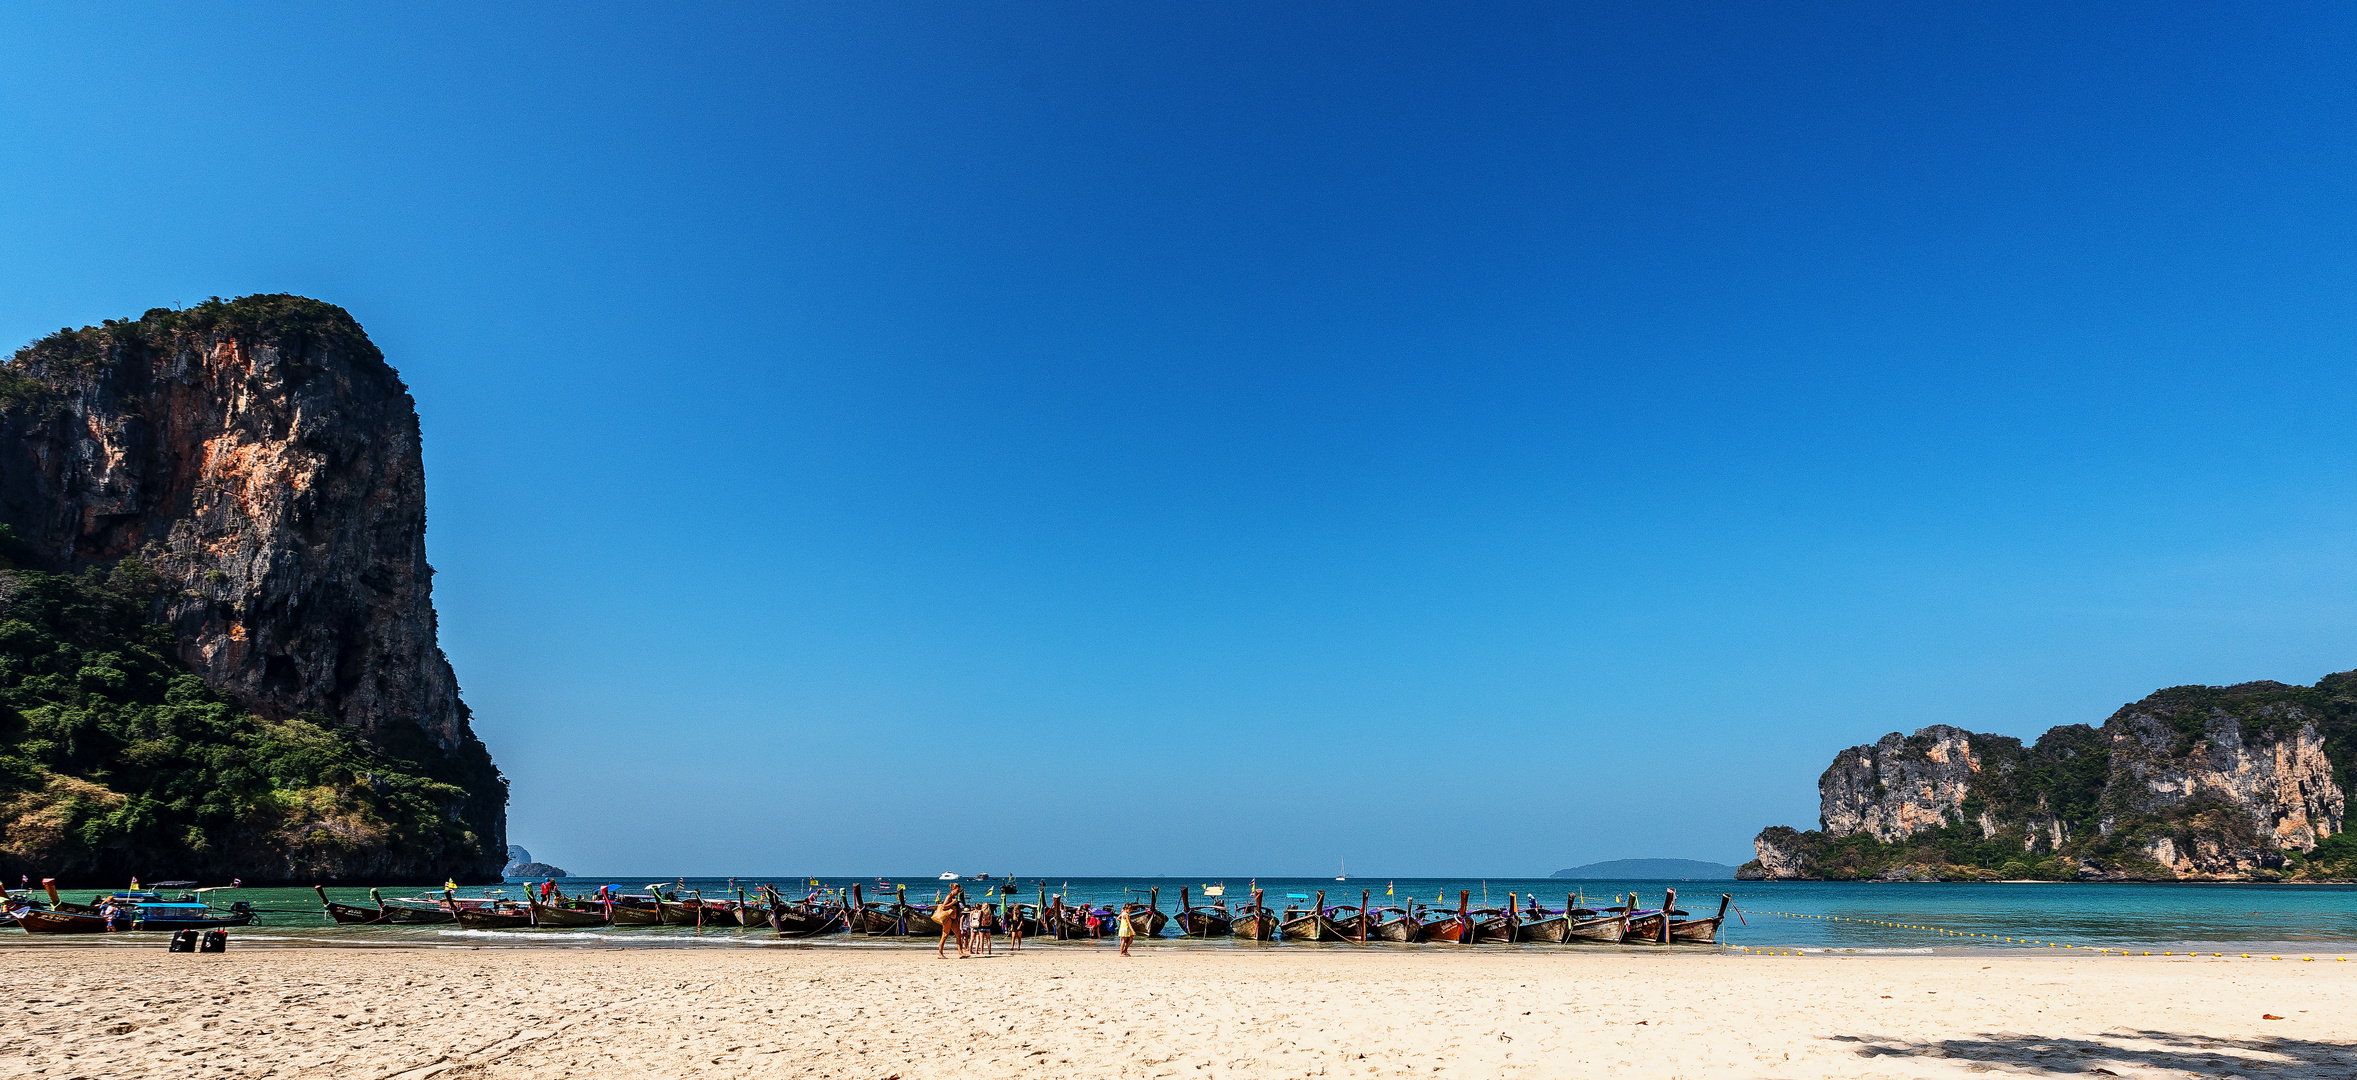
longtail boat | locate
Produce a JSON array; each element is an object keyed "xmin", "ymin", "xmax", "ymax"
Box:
[
  {"xmin": 1566, "ymin": 902, "xmax": 1629, "ymax": 943},
  {"xmin": 17, "ymin": 907, "xmax": 110, "ymax": 934},
  {"xmin": 1419, "ymin": 892, "xmax": 1471, "ymax": 943},
  {"xmin": 891, "ymin": 887, "xmax": 945, "ymax": 936},
  {"xmin": 1472, "ymin": 893, "xmax": 1523, "ymax": 943},
  {"xmin": 448, "ymin": 893, "xmax": 532, "ymax": 929},
  {"xmin": 1371, "ymin": 906, "xmax": 1421, "ymax": 942},
  {"xmin": 528, "ymin": 897, "xmax": 606, "ymax": 928},
  {"xmin": 1123, "ymin": 888, "xmax": 1169, "ymax": 937},
  {"xmin": 1229, "ymin": 889, "xmax": 1277, "ymax": 940},
  {"xmin": 1279, "ymin": 890, "xmax": 1348, "ymax": 942},
  {"xmin": 1623, "ymin": 891, "xmax": 1669, "ymax": 944},
  {"xmin": 316, "ymin": 885, "xmax": 384, "ymax": 924},
  {"xmin": 1517, "ymin": 896, "xmax": 1572, "ymax": 943},
  {"xmin": 658, "ymin": 890, "xmax": 720, "ymax": 927},
  {"xmin": 605, "ymin": 895, "xmax": 663, "ymax": 926},
  {"xmin": 730, "ymin": 889, "xmax": 772, "ymax": 928},
  {"xmin": 366, "ymin": 888, "xmax": 458, "ymax": 924},
  {"xmin": 763, "ymin": 887, "xmax": 844, "ymax": 937},
  {"xmin": 1174, "ymin": 888, "xmax": 1231, "ymax": 937},
  {"xmin": 1666, "ymin": 890, "xmax": 1729, "ymax": 944}
]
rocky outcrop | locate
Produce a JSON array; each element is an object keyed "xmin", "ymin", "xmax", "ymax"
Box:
[
  {"xmin": 0, "ymin": 296, "xmax": 504, "ymax": 882},
  {"xmin": 1817, "ymin": 726, "xmax": 1979, "ymax": 841},
  {"xmin": 1744, "ymin": 672, "xmax": 2355, "ymax": 882}
]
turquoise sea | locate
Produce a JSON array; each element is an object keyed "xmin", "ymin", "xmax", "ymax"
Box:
[{"xmin": 10, "ymin": 876, "xmax": 2353, "ymax": 954}]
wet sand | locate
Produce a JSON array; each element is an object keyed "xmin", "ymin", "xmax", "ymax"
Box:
[{"xmin": 2, "ymin": 945, "xmax": 2350, "ymax": 1078}]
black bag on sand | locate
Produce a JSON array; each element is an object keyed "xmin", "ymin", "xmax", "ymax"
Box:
[
  {"xmin": 168, "ymin": 930, "xmax": 199, "ymax": 952},
  {"xmin": 198, "ymin": 929, "xmax": 227, "ymax": 953}
]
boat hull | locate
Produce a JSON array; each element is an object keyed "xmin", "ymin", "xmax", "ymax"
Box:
[
  {"xmin": 1668, "ymin": 918, "xmax": 1720, "ymax": 943},
  {"xmin": 530, "ymin": 901, "xmax": 607, "ymax": 928},
  {"xmin": 1372, "ymin": 917, "xmax": 1419, "ymax": 943},
  {"xmin": 16, "ymin": 908, "xmax": 110, "ymax": 934},
  {"xmin": 606, "ymin": 902, "xmax": 662, "ymax": 926},
  {"xmin": 771, "ymin": 906, "xmax": 845, "ymax": 937},
  {"xmin": 1516, "ymin": 916, "xmax": 1569, "ymax": 943},
  {"xmin": 1567, "ymin": 912, "xmax": 1627, "ymax": 943},
  {"xmin": 1280, "ymin": 914, "xmax": 1345, "ymax": 942},
  {"xmin": 1625, "ymin": 913, "xmax": 1667, "ymax": 943},
  {"xmin": 1229, "ymin": 912, "xmax": 1276, "ymax": 940},
  {"xmin": 1174, "ymin": 910, "xmax": 1231, "ymax": 937},
  {"xmin": 321, "ymin": 901, "xmax": 382, "ymax": 924},
  {"xmin": 454, "ymin": 908, "xmax": 533, "ymax": 930}
]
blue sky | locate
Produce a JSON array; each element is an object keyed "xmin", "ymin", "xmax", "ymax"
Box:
[{"xmin": 5, "ymin": 3, "xmax": 2356, "ymax": 876}]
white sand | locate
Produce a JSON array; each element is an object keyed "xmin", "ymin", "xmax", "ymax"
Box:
[{"xmin": 2, "ymin": 944, "xmax": 2350, "ymax": 1078}]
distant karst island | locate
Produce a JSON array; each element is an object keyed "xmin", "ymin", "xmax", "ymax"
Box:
[
  {"xmin": 0, "ymin": 296, "xmax": 507, "ymax": 886},
  {"xmin": 1742, "ymin": 669, "xmax": 2355, "ymax": 882},
  {"xmin": 1551, "ymin": 859, "xmax": 1739, "ymax": 879},
  {"xmin": 503, "ymin": 846, "xmax": 569, "ymax": 880}
]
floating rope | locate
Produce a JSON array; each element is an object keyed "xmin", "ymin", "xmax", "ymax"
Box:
[{"xmin": 1732, "ymin": 910, "xmax": 2348, "ymax": 961}]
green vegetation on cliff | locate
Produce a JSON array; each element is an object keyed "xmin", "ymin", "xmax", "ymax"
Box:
[
  {"xmin": 0, "ymin": 537, "xmax": 485, "ymax": 882},
  {"xmin": 12, "ymin": 294, "xmax": 388, "ymax": 379},
  {"xmin": 1745, "ymin": 675, "xmax": 2357, "ymax": 882}
]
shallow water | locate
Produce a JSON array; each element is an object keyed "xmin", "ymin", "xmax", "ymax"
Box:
[{"xmin": 10, "ymin": 876, "xmax": 2353, "ymax": 954}]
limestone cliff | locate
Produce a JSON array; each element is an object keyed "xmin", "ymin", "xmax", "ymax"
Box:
[
  {"xmin": 0, "ymin": 295, "xmax": 504, "ymax": 883},
  {"xmin": 1743, "ymin": 672, "xmax": 2355, "ymax": 881}
]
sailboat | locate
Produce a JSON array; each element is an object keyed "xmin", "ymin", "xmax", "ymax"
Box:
[{"xmin": 1335, "ymin": 859, "xmax": 1347, "ymax": 882}]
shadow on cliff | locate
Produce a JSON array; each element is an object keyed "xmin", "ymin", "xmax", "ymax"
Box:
[{"xmin": 1833, "ymin": 1027, "xmax": 2354, "ymax": 1077}]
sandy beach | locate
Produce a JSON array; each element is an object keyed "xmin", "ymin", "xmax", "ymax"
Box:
[{"xmin": 2, "ymin": 945, "xmax": 2349, "ymax": 1079}]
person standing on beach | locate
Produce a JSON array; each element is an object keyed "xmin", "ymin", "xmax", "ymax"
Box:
[
  {"xmin": 936, "ymin": 887, "xmax": 965, "ymax": 959},
  {"xmin": 966, "ymin": 902, "xmax": 991, "ymax": 957},
  {"xmin": 1117, "ymin": 903, "xmax": 1137, "ymax": 956}
]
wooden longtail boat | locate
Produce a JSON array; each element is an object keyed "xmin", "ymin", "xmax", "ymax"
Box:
[
  {"xmin": 1420, "ymin": 892, "xmax": 1472, "ymax": 943},
  {"xmin": 1124, "ymin": 887, "xmax": 1169, "ymax": 937},
  {"xmin": 366, "ymin": 888, "xmax": 457, "ymax": 924},
  {"xmin": 447, "ymin": 892, "xmax": 533, "ymax": 929},
  {"xmin": 528, "ymin": 897, "xmax": 607, "ymax": 928},
  {"xmin": 1472, "ymin": 893, "xmax": 1523, "ymax": 943},
  {"xmin": 1174, "ymin": 888, "xmax": 1231, "ymax": 936},
  {"xmin": 1517, "ymin": 895, "xmax": 1573, "ymax": 943},
  {"xmin": 1371, "ymin": 906, "xmax": 1421, "ymax": 942},
  {"xmin": 1623, "ymin": 891, "xmax": 1669, "ymax": 944},
  {"xmin": 316, "ymin": 885, "xmax": 384, "ymax": 924},
  {"xmin": 1280, "ymin": 890, "xmax": 1348, "ymax": 942},
  {"xmin": 1229, "ymin": 889, "xmax": 1277, "ymax": 940},
  {"xmin": 17, "ymin": 907, "xmax": 111, "ymax": 934},
  {"xmin": 1566, "ymin": 903, "xmax": 1629, "ymax": 943},
  {"xmin": 1666, "ymin": 891, "xmax": 1729, "ymax": 944},
  {"xmin": 730, "ymin": 890, "xmax": 772, "ymax": 928},
  {"xmin": 606, "ymin": 896, "xmax": 663, "ymax": 926}
]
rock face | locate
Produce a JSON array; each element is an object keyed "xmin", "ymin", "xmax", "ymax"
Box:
[
  {"xmin": 1746, "ymin": 673, "xmax": 2354, "ymax": 881},
  {"xmin": 1817, "ymin": 726, "xmax": 1979, "ymax": 842},
  {"xmin": 0, "ymin": 296, "xmax": 504, "ymax": 882}
]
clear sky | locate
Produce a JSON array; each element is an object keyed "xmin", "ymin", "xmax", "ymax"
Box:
[{"xmin": 5, "ymin": 3, "xmax": 2356, "ymax": 877}]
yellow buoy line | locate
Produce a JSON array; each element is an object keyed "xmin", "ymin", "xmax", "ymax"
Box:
[{"xmin": 1728, "ymin": 910, "xmax": 2348, "ymax": 962}]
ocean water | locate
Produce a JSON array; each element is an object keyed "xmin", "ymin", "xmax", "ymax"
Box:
[{"xmin": 12, "ymin": 876, "xmax": 2354, "ymax": 954}]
